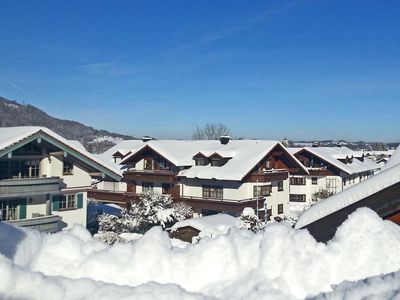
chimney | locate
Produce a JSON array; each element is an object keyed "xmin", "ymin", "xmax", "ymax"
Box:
[
  {"xmin": 220, "ymin": 135, "xmax": 231, "ymax": 145},
  {"xmin": 142, "ymin": 136, "xmax": 153, "ymax": 142}
]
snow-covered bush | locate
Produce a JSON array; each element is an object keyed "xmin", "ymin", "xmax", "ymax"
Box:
[
  {"xmin": 238, "ymin": 207, "xmax": 264, "ymax": 233},
  {"xmin": 172, "ymin": 201, "xmax": 193, "ymax": 221},
  {"xmin": 94, "ymin": 232, "xmax": 127, "ymax": 245},
  {"xmin": 97, "ymin": 193, "xmax": 194, "ymax": 236},
  {"xmin": 312, "ymin": 189, "xmax": 334, "ymax": 203}
]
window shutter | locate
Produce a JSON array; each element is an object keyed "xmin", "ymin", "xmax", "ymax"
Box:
[
  {"xmin": 77, "ymin": 193, "xmax": 83, "ymax": 209},
  {"xmin": 52, "ymin": 195, "xmax": 60, "ymax": 211},
  {"xmin": 19, "ymin": 199, "xmax": 27, "ymax": 220}
]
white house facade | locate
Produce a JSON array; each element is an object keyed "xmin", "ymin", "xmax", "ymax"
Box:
[{"xmin": 0, "ymin": 127, "xmax": 122, "ymax": 232}]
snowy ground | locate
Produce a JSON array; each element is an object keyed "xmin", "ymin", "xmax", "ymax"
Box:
[{"xmin": 0, "ymin": 208, "xmax": 399, "ymax": 300}]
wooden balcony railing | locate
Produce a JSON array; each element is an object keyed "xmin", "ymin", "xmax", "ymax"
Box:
[{"xmin": 0, "ymin": 177, "xmax": 62, "ymax": 198}]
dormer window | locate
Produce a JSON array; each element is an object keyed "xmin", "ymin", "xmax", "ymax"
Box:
[
  {"xmin": 63, "ymin": 161, "xmax": 74, "ymax": 175},
  {"xmin": 144, "ymin": 158, "xmax": 153, "ymax": 170},
  {"xmin": 158, "ymin": 159, "xmax": 170, "ymax": 170},
  {"xmin": 211, "ymin": 158, "xmax": 220, "ymax": 167},
  {"xmin": 195, "ymin": 158, "xmax": 207, "ymax": 166}
]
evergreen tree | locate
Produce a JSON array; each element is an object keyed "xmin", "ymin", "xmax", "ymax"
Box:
[{"xmin": 239, "ymin": 207, "xmax": 264, "ymax": 233}]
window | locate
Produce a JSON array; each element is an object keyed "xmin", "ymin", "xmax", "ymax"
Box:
[
  {"xmin": 60, "ymin": 194, "xmax": 76, "ymax": 209},
  {"xmin": 162, "ymin": 183, "xmax": 171, "ymax": 194},
  {"xmin": 278, "ymin": 204, "xmax": 284, "ymax": 214},
  {"xmin": 144, "ymin": 158, "xmax": 153, "ymax": 170},
  {"xmin": 158, "ymin": 160, "xmax": 170, "ymax": 170},
  {"xmin": 211, "ymin": 159, "xmax": 220, "ymax": 167},
  {"xmin": 266, "ymin": 159, "xmax": 275, "ymax": 169},
  {"xmin": 195, "ymin": 158, "xmax": 207, "ymax": 166},
  {"xmin": 202, "ymin": 185, "xmax": 223, "ymax": 199},
  {"xmin": 266, "ymin": 209, "xmax": 272, "ymax": 221},
  {"xmin": 253, "ymin": 185, "xmax": 271, "ymax": 197},
  {"xmin": 142, "ymin": 182, "xmax": 154, "ymax": 193},
  {"xmin": 0, "ymin": 200, "xmax": 18, "ymax": 221},
  {"xmin": 63, "ymin": 161, "xmax": 74, "ymax": 175},
  {"xmin": 277, "ymin": 181, "xmax": 284, "ymax": 191},
  {"xmin": 289, "ymin": 194, "xmax": 306, "ymax": 202},
  {"xmin": 290, "ymin": 177, "xmax": 306, "ymax": 185},
  {"xmin": 312, "ymin": 177, "xmax": 318, "ymax": 185}
]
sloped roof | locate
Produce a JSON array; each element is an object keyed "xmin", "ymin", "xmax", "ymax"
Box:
[
  {"xmin": 381, "ymin": 145, "xmax": 400, "ymax": 172},
  {"xmin": 120, "ymin": 139, "xmax": 308, "ymax": 181},
  {"xmin": 171, "ymin": 214, "xmax": 239, "ymax": 237},
  {"xmin": 0, "ymin": 126, "xmax": 122, "ymax": 180},
  {"xmin": 295, "ymin": 162, "xmax": 400, "ymax": 229},
  {"xmin": 121, "ymin": 140, "xmax": 223, "ymax": 166},
  {"xmin": 180, "ymin": 140, "xmax": 298, "ymax": 181},
  {"xmin": 300, "ymin": 146, "xmax": 380, "ymax": 175},
  {"xmin": 99, "ymin": 140, "xmax": 145, "ymax": 164}
]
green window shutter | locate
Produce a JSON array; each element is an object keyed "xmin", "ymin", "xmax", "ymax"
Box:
[
  {"xmin": 19, "ymin": 199, "xmax": 27, "ymax": 220},
  {"xmin": 52, "ymin": 195, "xmax": 60, "ymax": 211},
  {"xmin": 77, "ymin": 193, "xmax": 83, "ymax": 209}
]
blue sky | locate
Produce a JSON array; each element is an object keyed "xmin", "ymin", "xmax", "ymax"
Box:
[{"xmin": 0, "ymin": 0, "xmax": 399, "ymax": 142}]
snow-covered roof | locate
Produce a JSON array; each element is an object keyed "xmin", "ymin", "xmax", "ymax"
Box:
[
  {"xmin": 381, "ymin": 146, "xmax": 400, "ymax": 172},
  {"xmin": 0, "ymin": 126, "xmax": 122, "ymax": 180},
  {"xmin": 171, "ymin": 214, "xmax": 239, "ymax": 237},
  {"xmin": 120, "ymin": 139, "xmax": 308, "ymax": 181},
  {"xmin": 300, "ymin": 146, "xmax": 380, "ymax": 175},
  {"xmin": 68, "ymin": 140, "xmax": 86, "ymax": 151},
  {"xmin": 121, "ymin": 140, "xmax": 222, "ymax": 166},
  {"xmin": 99, "ymin": 140, "xmax": 145, "ymax": 166},
  {"xmin": 295, "ymin": 162, "xmax": 400, "ymax": 229},
  {"xmin": 363, "ymin": 149, "xmax": 395, "ymax": 157},
  {"xmin": 285, "ymin": 147, "xmax": 302, "ymax": 155},
  {"xmin": 180, "ymin": 140, "xmax": 298, "ymax": 181}
]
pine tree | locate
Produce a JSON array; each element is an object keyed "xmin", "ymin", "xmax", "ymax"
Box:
[{"xmin": 239, "ymin": 207, "xmax": 264, "ymax": 233}]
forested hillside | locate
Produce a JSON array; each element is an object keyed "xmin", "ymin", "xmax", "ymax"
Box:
[{"xmin": 0, "ymin": 97, "xmax": 135, "ymax": 153}]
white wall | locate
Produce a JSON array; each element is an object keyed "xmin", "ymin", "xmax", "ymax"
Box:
[
  {"xmin": 95, "ymin": 181, "xmax": 127, "ymax": 192},
  {"xmin": 266, "ymin": 179, "xmax": 290, "ymax": 218},
  {"xmin": 180, "ymin": 178, "xmax": 290, "ymax": 219},
  {"xmin": 26, "ymin": 195, "xmax": 48, "ymax": 219},
  {"xmin": 54, "ymin": 192, "xmax": 87, "ymax": 229}
]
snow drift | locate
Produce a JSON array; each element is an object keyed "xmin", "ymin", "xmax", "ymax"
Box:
[{"xmin": 1, "ymin": 208, "xmax": 400, "ymax": 299}]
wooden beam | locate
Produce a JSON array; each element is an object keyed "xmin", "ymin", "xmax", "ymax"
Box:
[
  {"xmin": 49, "ymin": 151, "xmax": 66, "ymax": 156},
  {"xmin": 89, "ymin": 172, "xmax": 105, "ymax": 178}
]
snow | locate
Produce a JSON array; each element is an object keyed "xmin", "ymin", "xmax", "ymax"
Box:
[
  {"xmin": 3, "ymin": 102, "xmax": 21, "ymax": 109},
  {"xmin": 98, "ymin": 139, "xmax": 145, "ymax": 165},
  {"xmin": 314, "ymin": 270, "xmax": 400, "ymax": 299},
  {"xmin": 300, "ymin": 146, "xmax": 380, "ymax": 174},
  {"xmin": 171, "ymin": 213, "xmax": 239, "ymax": 238},
  {"xmin": 68, "ymin": 140, "xmax": 86, "ymax": 151},
  {"xmin": 381, "ymin": 145, "xmax": 400, "ymax": 171},
  {"xmin": 91, "ymin": 136, "xmax": 124, "ymax": 144},
  {"xmin": 178, "ymin": 140, "xmax": 307, "ymax": 181},
  {"xmin": 104, "ymin": 203, "xmax": 123, "ymax": 210},
  {"xmin": 103, "ymin": 139, "xmax": 308, "ymax": 181},
  {"xmin": 242, "ymin": 207, "xmax": 256, "ymax": 217},
  {"xmin": 295, "ymin": 162, "xmax": 400, "ymax": 229},
  {"xmin": 1, "ymin": 208, "xmax": 400, "ymax": 299}
]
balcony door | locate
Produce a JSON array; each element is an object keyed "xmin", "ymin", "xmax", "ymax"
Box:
[{"xmin": 0, "ymin": 199, "xmax": 26, "ymax": 221}]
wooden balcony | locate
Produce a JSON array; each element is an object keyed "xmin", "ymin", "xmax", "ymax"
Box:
[
  {"xmin": 247, "ymin": 169, "xmax": 289, "ymax": 182},
  {"xmin": 124, "ymin": 169, "xmax": 177, "ymax": 183},
  {"xmin": 88, "ymin": 189, "xmax": 136, "ymax": 207},
  {"xmin": 180, "ymin": 196, "xmax": 266, "ymax": 215},
  {"xmin": 0, "ymin": 177, "xmax": 62, "ymax": 198}
]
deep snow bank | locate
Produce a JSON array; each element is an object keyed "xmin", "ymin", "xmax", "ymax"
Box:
[{"xmin": 0, "ymin": 208, "xmax": 400, "ymax": 300}]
